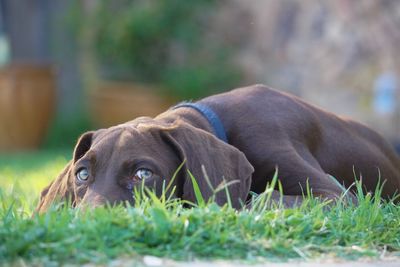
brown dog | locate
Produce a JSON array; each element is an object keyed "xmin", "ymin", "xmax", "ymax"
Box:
[{"xmin": 36, "ymin": 84, "xmax": 400, "ymax": 212}]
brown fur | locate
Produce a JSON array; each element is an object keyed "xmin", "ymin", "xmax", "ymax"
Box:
[{"xmin": 36, "ymin": 85, "xmax": 400, "ymax": 212}]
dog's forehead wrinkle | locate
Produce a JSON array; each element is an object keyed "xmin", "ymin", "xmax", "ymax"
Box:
[
  {"xmin": 92, "ymin": 128, "xmax": 121, "ymax": 146},
  {"xmin": 83, "ymin": 151, "xmax": 97, "ymax": 163},
  {"xmin": 86, "ymin": 130, "xmax": 129, "ymax": 165},
  {"xmin": 114, "ymin": 129, "xmax": 138, "ymax": 148},
  {"xmin": 92, "ymin": 126, "xmax": 137, "ymax": 146}
]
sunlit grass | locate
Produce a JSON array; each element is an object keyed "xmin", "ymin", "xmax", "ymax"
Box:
[
  {"xmin": 0, "ymin": 150, "xmax": 69, "ymax": 212},
  {"xmin": 0, "ymin": 151, "xmax": 400, "ymax": 265}
]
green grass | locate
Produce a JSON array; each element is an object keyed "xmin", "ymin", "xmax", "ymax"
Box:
[{"xmin": 1, "ymin": 151, "xmax": 400, "ymax": 265}]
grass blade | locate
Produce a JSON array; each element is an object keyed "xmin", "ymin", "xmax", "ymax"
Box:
[{"xmin": 187, "ymin": 170, "xmax": 205, "ymax": 206}]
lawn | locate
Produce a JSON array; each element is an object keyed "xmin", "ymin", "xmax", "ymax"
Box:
[{"xmin": 1, "ymin": 150, "xmax": 400, "ymax": 265}]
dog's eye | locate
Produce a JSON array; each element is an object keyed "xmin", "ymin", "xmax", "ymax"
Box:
[
  {"xmin": 76, "ymin": 167, "xmax": 90, "ymax": 182},
  {"xmin": 135, "ymin": 168, "xmax": 153, "ymax": 180}
]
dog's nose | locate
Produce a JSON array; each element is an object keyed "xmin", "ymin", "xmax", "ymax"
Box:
[{"xmin": 78, "ymin": 191, "xmax": 108, "ymax": 209}]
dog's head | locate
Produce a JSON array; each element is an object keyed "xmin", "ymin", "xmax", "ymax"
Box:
[{"xmin": 36, "ymin": 118, "xmax": 254, "ymax": 212}]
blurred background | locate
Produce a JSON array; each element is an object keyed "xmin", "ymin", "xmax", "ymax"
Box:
[{"xmin": 0, "ymin": 0, "xmax": 399, "ymax": 152}]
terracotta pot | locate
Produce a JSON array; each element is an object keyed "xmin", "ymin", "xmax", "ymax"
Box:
[
  {"xmin": 0, "ymin": 64, "xmax": 56, "ymax": 151},
  {"xmin": 89, "ymin": 81, "xmax": 175, "ymax": 128}
]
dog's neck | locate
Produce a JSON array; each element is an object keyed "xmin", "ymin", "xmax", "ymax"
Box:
[
  {"xmin": 155, "ymin": 107, "xmax": 218, "ymax": 139},
  {"xmin": 172, "ymin": 102, "xmax": 228, "ymax": 143}
]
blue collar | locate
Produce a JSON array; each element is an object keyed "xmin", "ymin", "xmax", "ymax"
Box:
[{"xmin": 173, "ymin": 102, "xmax": 228, "ymax": 143}]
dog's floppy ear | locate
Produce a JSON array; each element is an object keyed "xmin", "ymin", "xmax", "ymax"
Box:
[
  {"xmin": 73, "ymin": 131, "xmax": 95, "ymax": 162},
  {"xmin": 162, "ymin": 122, "xmax": 254, "ymax": 209},
  {"xmin": 35, "ymin": 131, "xmax": 96, "ymax": 213},
  {"xmin": 35, "ymin": 161, "xmax": 74, "ymax": 213}
]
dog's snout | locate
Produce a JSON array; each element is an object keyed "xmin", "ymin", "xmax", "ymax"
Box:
[{"xmin": 78, "ymin": 191, "xmax": 108, "ymax": 209}]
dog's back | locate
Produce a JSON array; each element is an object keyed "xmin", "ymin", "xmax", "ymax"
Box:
[{"xmin": 201, "ymin": 85, "xmax": 400, "ymax": 198}]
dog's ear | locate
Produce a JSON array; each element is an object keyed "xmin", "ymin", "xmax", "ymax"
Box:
[
  {"xmin": 35, "ymin": 161, "xmax": 74, "ymax": 213},
  {"xmin": 161, "ymin": 122, "xmax": 254, "ymax": 209},
  {"xmin": 73, "ymin": 131, "xmax": 95, "ymax": 162},
  {"xmin": 36, "ymin": 131, "xmax": 96, "ymax": 213}
]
